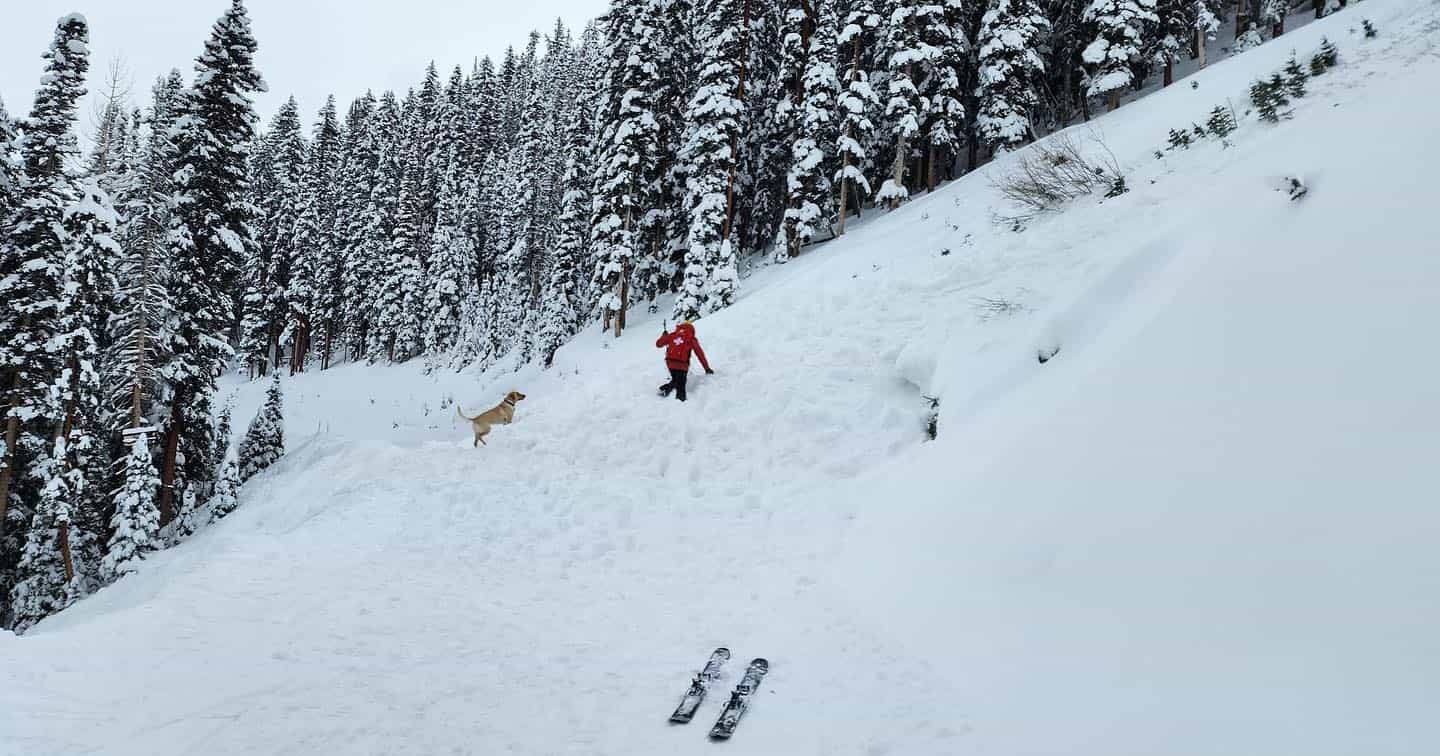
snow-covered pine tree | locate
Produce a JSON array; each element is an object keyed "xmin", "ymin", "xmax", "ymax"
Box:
[
  {"xmin": 0, "ymin": 96, "xmax": 17, "ymax": 224},
  {"xmin": 1260, "ymin": 0, "xmax": 1287, "ymax": 37},
  {"xmin": 243, "ymin": 97, "xmax": 305, "ymax": 378},
  {"xmin": 1190, "ymin": 0, "xmax": 1220, "ymax": 67},
  {"xmin": 288, "ymin": 96, "xmax": 342, "ymax": 374},
  {"xmin": 592, "ymin": 0, "xmax": 665, "ymax": 334},
  {"xmin": 975, "ymin": 0, "xmax": 1051, "ymax": 151},
  {"xmin": 876, "ymin": 0, "xmax": 930, "ymax": 207},
  {"xmin": 356, "ymin": 93, "xmax": 405, "ymax": 361},
  {"xmin": 777, "ymin": 0, "xmax": 841, "ymax": 263},
  {"xmin": 337, "ymin": 91, "xmax": 385, "ymax": 363},
  {"xmin": 1153, "ymin": 0, "xmax": 1189, "ymax": 85},
  {"xmin": 536, "ymin": 89, "xmax": 598, "ymax": 368},
  {"xmin": 238, "ymin": 373, "xmax": 283, "ymax": 483},
  {"xmin": 916, "ymin": 0, "xmax": 967, "ymax": 191},
  {"xmin": 678, "ymin": 0, "xmax": 749, "ymax": 319},
  {"xmin": 835, "ymin": 0, "xmax": 882, "ymax": 235},
  {"xmin": 1282, "ymin": 51, "xmax": 1308, "ymax": 98},
  {"xmin": 736, "ymin": 3, "xmax": 789, "ymax": 261},
  {"xmin": 652, "ymin": 2, "xmax": 699, "ymax": 299},
  {"xmin": 207, "ymin": 442, "xmax": 241, "ymax": 522},
  {"xmin": 161, "ymin": 0, "xmax": 267, "ymax": 524},
  {"xmin": 9, "ymin": 440, "xmax": 84, "ymax": 633},
  {"xmin": 374, "ymin": 92, "xmax": 427, "ymax": 363},
  {"xmin": 101, "ymin": 432, "xmax": 160, "ymax": 581},
  {"xmin": 10, "ymin": 177, "xmax": 120, "ymax": 618},
  {"xmin": 1205, "ymin": 104, "xmax": 1236, "ymax": 136},
  {"xmin": 0, "ymin": 14, "xmax": 90, "ymax": 543},
  {"xmin": 53, "ymin": 179, "xmax": 122, "ymax": 531},
  {"xmin": 107, "ymin": 71, "xmax": 183, "ymax": 431},
  {"xmin": 1233, "ymin": 22, "xmax": 1264, "ymax": 52},
  {"xmin": 1081, "ymin": 0, "xmax": 1159, "ymax": 110},
  {"xmin": 423, "ymin": 147, "xmax": 477, "ymax": 358}
]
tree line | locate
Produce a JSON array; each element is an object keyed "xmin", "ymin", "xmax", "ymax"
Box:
[{"xmin": 1, "ymin": 0, "xmax": 1326, "ymax": 630}]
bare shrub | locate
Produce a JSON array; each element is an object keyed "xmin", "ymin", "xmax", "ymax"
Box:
[
  {"xmin": 992, "ymin": 131, "xmax": 1125, "ymax": 214},
  {"xmin": 972, "ymin": 294, "xmax": 1031, "ymax": 321}
]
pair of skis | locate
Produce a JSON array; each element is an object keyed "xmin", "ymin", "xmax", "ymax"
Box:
[{"xmin": 669, "ymin": 647, "xmax": 770, "ymax": 740}]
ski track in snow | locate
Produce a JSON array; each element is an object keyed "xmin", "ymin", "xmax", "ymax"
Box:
[{"xmin": 4, "ymin": 1, "xmax": 1440, "ymax": 753}]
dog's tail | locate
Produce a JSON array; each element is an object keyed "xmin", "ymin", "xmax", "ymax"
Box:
[{"xmin": 456, "ymin": 405, "xmax": 473, "ymax": 422}]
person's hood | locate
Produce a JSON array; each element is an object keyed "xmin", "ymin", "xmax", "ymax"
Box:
[{"xmin": 676, "ymin": 322, "xmax": 695, "ymax": 336}]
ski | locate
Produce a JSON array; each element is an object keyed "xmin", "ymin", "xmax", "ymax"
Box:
[
  {"xmin": 669, "ymin": 647, "xmax": 731, "ymax": 724},
  {"xmin": 708, "ymin": 657, "xmax": 769, "ymax": 739}
]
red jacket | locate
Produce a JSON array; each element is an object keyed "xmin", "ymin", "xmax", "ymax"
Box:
[{"xmin": 657, "ymin": 323, "xmax": 712, "ymax": 372}]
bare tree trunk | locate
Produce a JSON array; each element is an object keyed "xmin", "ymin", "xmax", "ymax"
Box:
[
  {"xmin": 0, "ymin": 405, "xmax": 18, "ymax": 537},
  {"xmin": 835, "ymin": 34, "xmax": 865, "ymax": 238},
  {"xmin": 1107, "ymin": 90, "xmax": 1121, "ymax": 111},
  {"xmin": 158, "ymin": 398, "xmax": 182, "ymax": 525},
  {"xmin": 1195, "ymin": 29, "xmax": 1209, "ymax": 67},
  {"xmin": 614, "ymin": 257, "xmax": 629, "ymax": 337},
  {"xmin": 1164, "ymin": 58, "xmax": 1174, "ymax": 87},
  {"xmin": 720, "ymin": 0, "xmax": 753, "ymax": 243},
  {"xmin": 887, "ymin": 132, "xmax": 908, "ymax": 209},
  {"xmin": 58, "ymin": 518, "xmax": 74, "ymax": 581},
  {"xmin": 1236, "ymin": 0, "xmax": 1249, "ymax": 42},
  {"xmin": 927, "ymin": 144, "xmax": 939, "ymax": 192},
  {"xmin": 1272, "ymin": 17, "xmax": 1284, "ymax": 37}
]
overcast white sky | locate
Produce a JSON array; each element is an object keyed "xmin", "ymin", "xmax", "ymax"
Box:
[{"xmin": 1, "ymin": 0, "xmax": 609, "ymax": 133}]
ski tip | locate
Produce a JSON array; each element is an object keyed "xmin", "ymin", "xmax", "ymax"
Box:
[
  {"xmin": 715, "ymin": 647, "xmax": 731, "ymax": 658},
  {"xmin": 750, "ymin": 657, "xmax": 769, "ymax": 671}
]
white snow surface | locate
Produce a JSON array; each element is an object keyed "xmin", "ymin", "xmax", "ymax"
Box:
[{"xmin": 4, "ymin": 1, "xmax": 1439, "ymax": 753}]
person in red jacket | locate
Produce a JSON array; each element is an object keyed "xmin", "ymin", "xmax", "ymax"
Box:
[{"xmin": 656, "ymin": 321, "xmax": 713, "ymax": 401}]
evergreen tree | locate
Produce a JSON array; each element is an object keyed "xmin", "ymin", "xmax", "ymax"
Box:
[
  {"xmin": 161, "ymin": 0, "xmax": 267, "ymax": 524},
  {"xmin": 1282, "ymin": 51, "xmax": 1308, "ymax": 98},
  {"xmin": 917, "ymin": 0, "xmax": 968, "ymax": 191},
  {"xmin": 0, "ymin": 97, "xmax": 21, "ymax": 226},
  {"xmin": 876, "ymin": 0, "xmax": 929, "ymax": 207},
  {"xmin": 288, "ymin": 97, "xmax": 342, "ymax": 373},
  {"xmin": 678, "ymin": 0, "xmax": 749, "ymax": 319},
  {"xmin": 238, "ymin": 373, "xmax": 283, "ymax": 483},
  {"xmin": 1205, "ymin": 104, "xmax": 1236, "ymax": 136},
  {"xmin": 1233, "ymin": 22, "xmax": 1264, "ymax": 52},
  {"xmin": 242, "ymin": 97, "xmax": 306, "ymax": 377},
  {"xmin": 592, "ymin": 0, "xmax": 665, "ymax": 333},
  {"xmin": 537, "ymin": 96, "xmax": 598, "ymax": 368},
  {"xmin": 207, "ymin": 443, "xmax": 242, "ymax": 522},
  {"xmin": 107, "ymin": 71, "xmax": 183, "ymax": 431},
  {"xmin": 53, "ymin": 179, "xmax": 122, "ymax": 542},
  {"xmin": 778, "ymin": 0, "xmax": 841, "ymax": 263},
  {"xmin": 975, "ymin": 0, "xmax": 1051, "ymax": 151},
  {"xmin": 1081, "ymin": 0, "xmax": 1158, "ymax": 110},
  {"xmin": 0, "ymin": 14, "xmax": 90, "ymax": 545},
  {"xmin": 1260, "ymin": 0, "xmax": 1287, "ymax": 37},
  {"xmin": 10, "ymin": 440, "xmax": 84, "ymax": 633},
  {"xmin": 835, "ymin": 0, "xmax": 882, "ymax": 235},
  {"xmin": 101, "ymin": 433, "xmax": 161, "ymax": 581},
  {"xmin": 1189, "ymin": 0, "xmax": 1221, "ymax": 68},
  {"xmin": 424, "ymin": 152, "xmax": 477, "ymax": 358},
  {"xmin": 336, "ymin": 91, "xmax": 385, "ymax": 363}
]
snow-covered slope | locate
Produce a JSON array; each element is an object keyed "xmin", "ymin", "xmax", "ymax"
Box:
[{"xmin": 4, "ymin": 2, "xmax": 1438, "ymax": 754}]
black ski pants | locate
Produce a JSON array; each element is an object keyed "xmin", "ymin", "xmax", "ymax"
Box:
[{"xmin": 659, "ymin": 368, "xmax": 689, "ymax": 401}]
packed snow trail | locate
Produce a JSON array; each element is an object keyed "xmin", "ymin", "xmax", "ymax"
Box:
[{"xmin": 4, "ymin": 1, "xmax": 1439, "ymax": 753}]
